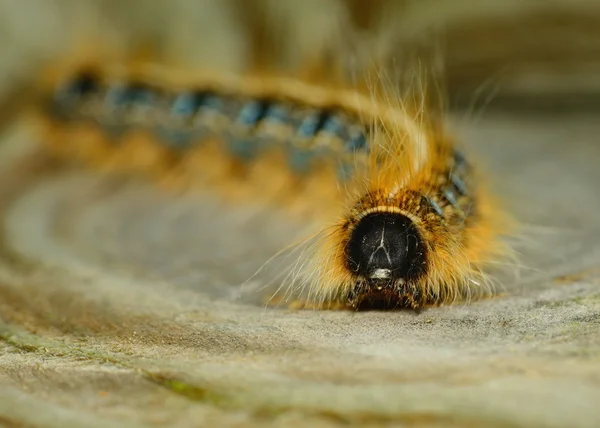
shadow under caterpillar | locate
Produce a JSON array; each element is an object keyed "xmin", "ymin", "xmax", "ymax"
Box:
[{"xmin": 31, "ymin": 51, "xmax": 512, "ymax": 311}]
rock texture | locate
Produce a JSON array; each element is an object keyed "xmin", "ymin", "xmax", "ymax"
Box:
[{"xmin": 0, "ymin": 113, "xmax": 599, "ymax": 427}]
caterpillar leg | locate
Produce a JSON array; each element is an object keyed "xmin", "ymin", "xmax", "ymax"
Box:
[{"xmin": 30, "ymin": 51, "xmax": 511, "ymax": 311}]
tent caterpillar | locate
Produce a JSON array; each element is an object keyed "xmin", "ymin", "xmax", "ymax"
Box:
[{"xmin": 32, "ymin": 49, "xmax": 511, "ymax": 310}]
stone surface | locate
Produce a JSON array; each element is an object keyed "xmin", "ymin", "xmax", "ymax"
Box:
[{"xmin": 0, "ymin": 112, "xmax": 599, "ymax": 427}]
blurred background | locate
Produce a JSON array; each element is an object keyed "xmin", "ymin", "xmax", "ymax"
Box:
[{"xmin": 1, "ymin": 0, "xmax": 599, "ymax": 115}]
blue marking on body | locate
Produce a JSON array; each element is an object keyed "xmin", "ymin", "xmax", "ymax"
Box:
[
  {"xmin": 50, "ymin": 77, "xmax": 371, "ymax": 172},
  {"xmin": 443, "ymin": 188, "xmax": 459, "ymax": 208},
  {"xmin": 254, "ymin": 104, "xmax": 288, "ymax": 143},
  {"xmin": 450, "ymin": 173, "xmax": 468, "ymax": 196},
  {"xmin": 104, "ymin": 85, "xmax": 132, "ymax": 107},
  {"xmin": 346, "ymin": 130, "xmax": 368, "ymax": 152},
  {"xmin": 427, "ymin": 197, "xmax": 445, "ymax": 217},
  {"xmin": 102, "ymin": 85, "xmax": 142, "ymax": 138},
  {"xmin": 200, "ymin": 93, "xmax": 223, "ymax": 110},
  {"xmin": 297, "ymin": 112, "xmax": 324, "ymax": 137},
  {"xmin": 171, "ymin": 92, "xmax": 204, "ymax": 117},
  {"xmin": 114, "ymin": 85, "xmax": 156, "ymax": 109},
  {"xmin": 131, "ymin": 88, "xmax": 156, "ymax": 106},
  {"xmin": 225, "ymin": 100, "xmax": 269, "ymax": 159},
  {"xmin": 237, "ymin": 100, "xmax": 268, "ymax": 126},
  {"xmin": 453, "ymin": 150, "xmax": 468, "ymax": 169},
  {"xmin": 321, "ymin": 115, "xmax": 345, "ymax": 137},
  {"xmin": 160, "ymin": 92, "xmax": 213, "ymax": 148},
  {"xmin": 196, "ymin": 94, "xmax": 228, "ymax": 131},
  {"xmin": 263, "ymin": 105, "xmax": 288, "ymax": 124}
]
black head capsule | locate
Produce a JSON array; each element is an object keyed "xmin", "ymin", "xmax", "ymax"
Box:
[{"xmin": 345, "ymin": 212, "xmax": 427, "ymax": 308}]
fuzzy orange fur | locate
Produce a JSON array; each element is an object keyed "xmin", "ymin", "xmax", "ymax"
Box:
[{"xmin": 30, "ymin": 43, "xmax": 513, "ymax": 311}]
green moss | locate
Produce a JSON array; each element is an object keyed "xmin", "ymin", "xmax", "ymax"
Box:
[
  {"xmin": 0, "ymin": 327, "xmax": 50, "ymax": 353},
  {"xmin": 0, "ymin": 324, "xmax": 125, "ymax": 366},
  {"xmin": 143, "ymin": 372, "xmax": 221, "ymax": 403}
]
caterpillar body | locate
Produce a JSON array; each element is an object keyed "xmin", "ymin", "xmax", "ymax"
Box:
[{"xmin": 31, "ymin": 50, "xmax": 510, "ymax": 311}]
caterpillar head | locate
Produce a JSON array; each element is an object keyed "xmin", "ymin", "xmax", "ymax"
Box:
[{"xmin": 344, "ymin": 211, "xmax": 428, "ymax": 309}]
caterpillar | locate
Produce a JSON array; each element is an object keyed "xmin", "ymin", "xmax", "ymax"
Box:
[{"xmin": 28, "ymin": 16, "xmax": 511, "ymax": 311}]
